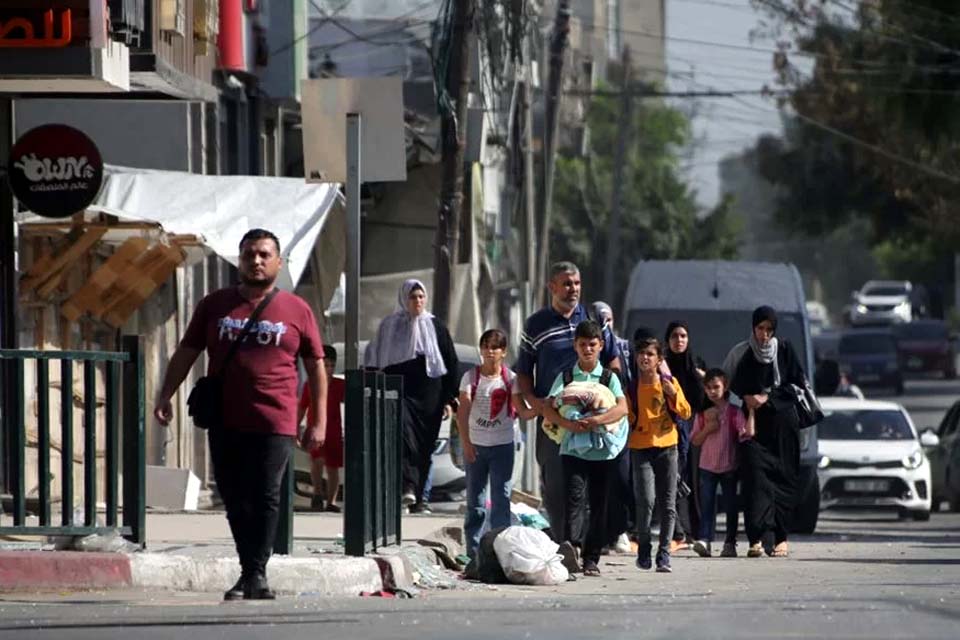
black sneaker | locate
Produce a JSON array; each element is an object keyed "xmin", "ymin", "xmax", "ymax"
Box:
[
  {"xmin": 692, "ymin": 540, "xmax": 712, "ymax": 558},
  {"xmin": 636, "ymin": 543, "xmax": 652, "ymax": 570},
  {"xmin": 655, "ymin": 548, "xmax": 672, "ymax": 573},
  {"xmin": 325, "ymin": 503, "xmax": 342, "ymax": 513},
  {"xmin": 223, "ymin": 576, "xmax": 246, "ymax": 601},
  {"xmin": 558, "ymin": 541, "xmax": 581, "ymax": 574},
  {"xmin": 244, "ymin": 573, "xmax": 277, "ymax": 600},
  {"xmin": 310, "ymin": 495, "xmax": 325, "ymax": 511}
]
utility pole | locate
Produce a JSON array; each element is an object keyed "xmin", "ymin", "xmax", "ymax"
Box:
[
  {"xmin": 432, "ymin": 0, "xmax": 476, "ymax": 325},
  {"xmin": 521, "ymin": 24, "xmax": 537, "ymax": 315},
  {"xmin": 602, "ymin": 47, "xmax": 633, "ymax": 304},
  {"xmin": 535, "ymin": 0, "xmax": 571, "ymax": 305}
]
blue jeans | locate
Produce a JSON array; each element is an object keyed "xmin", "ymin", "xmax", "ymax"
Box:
[
  {"xmin": 698, "ymin": 469, "xmax": 739, "ymax": 543},
  {"xmin": 464, "ymin": 443, "xmax": 515, "ymax": 557}
]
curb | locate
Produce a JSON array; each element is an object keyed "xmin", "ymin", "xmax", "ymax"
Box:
[
  {"xmin": 129, "ymin": 554, "xmax": 383, "ymax": 595},
  {"xmin": 0, "ymin": 551, "xmax": 132, "ymax": 590}
]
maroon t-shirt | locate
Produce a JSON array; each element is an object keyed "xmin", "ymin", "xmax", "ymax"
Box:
[{"xmin": 181, "ymin": 287, "xmax": 324, "ymax": 436}]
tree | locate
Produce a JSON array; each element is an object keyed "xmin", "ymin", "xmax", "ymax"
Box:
[
  {"xmin": 550, "ymin": 83, "xmax": 741, "ymax": 310},
  {"xmin": 742, "ymin": 0, "xmax": 960, "ymax": 313}
]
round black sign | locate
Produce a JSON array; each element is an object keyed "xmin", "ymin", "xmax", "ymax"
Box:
[{"xmin": 8, "ymin": 124, "xmax": 104, "ymax": 219}]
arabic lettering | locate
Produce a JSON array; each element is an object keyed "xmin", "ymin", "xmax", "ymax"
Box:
[
  {"xmin": 0, "ymin": 9, "xmax": 72, "ymax": 48},
  {"xmin": 13, "ymin": 154, "xmax": 96, "ymax": 182}
]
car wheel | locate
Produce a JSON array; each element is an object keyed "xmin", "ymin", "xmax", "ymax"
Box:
[
  {"xmin": 911, "ymin": 510, "xmax": 931, "ymax": 522},
  {"xmin": 949, "ymin": 493, "xmax": 960, "ymax": 513}
]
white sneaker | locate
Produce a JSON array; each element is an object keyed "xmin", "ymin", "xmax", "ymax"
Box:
[
  {"xmin": 693, "ymin": 540, "xmax": 712, "ymax": 557},
  {"xmin": 614, "ymin": 533, "xmax": 632, "ymax": 554},
  {"xmin": 401, "ymin": 492, "xmax": 416, "ymax": 506}
]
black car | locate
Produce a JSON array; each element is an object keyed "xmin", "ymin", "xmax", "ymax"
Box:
[
  {"xmin": 893, "ymin": 320, "xmax": 957, "ymax": 379},
  {"xmin": 837, "ymin": 329, "xmax": 904, "ymax": 395}
]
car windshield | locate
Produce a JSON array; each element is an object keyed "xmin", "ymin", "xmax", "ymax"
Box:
[
  {"xmin": 819, "ymin": 409, "xmax": 914, "ymax": 440},
  {"xmin": 864, "ymin": 286, "xmax": 908, "ymax": 297},
  {"xmin": 838, "ymin": 334, "xmax": 896, "ymax": 355},
  {"xmin": 895, "ymin": 323, "xmax": 948, "ymax": 340}
]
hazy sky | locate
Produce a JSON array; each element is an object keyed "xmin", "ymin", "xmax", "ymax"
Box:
[{"xmin": 662, "ymin": 0, "xmax": 787, "ymax": 207}]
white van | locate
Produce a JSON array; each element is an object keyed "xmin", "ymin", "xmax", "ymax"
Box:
[{"xmin": 621, "ymin": 260, "xmax": 821, "ymax": 533}]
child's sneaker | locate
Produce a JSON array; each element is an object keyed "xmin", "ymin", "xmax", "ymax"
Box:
[
  {"xmin": 614, "ymin": 533, "xmax": 632, "ymax": 554},
  {"xmin": 655, "ymin": 548, "xmax": 672, "ymax": 573},
  {"xmin": 636, "ymin": 543, "xmax": 652, "ymax": 570},
  {"xmin": 721, "ymin": 542, "xmax": 738, "ymax": 558},
  {"xmin": 692, "ymin": 540, "xmax": 712, "ymax": 557}
]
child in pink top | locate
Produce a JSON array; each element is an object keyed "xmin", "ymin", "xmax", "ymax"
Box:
[{"xmin": 691, "ymin": 368, "xmax": 755, "ymax": 558}]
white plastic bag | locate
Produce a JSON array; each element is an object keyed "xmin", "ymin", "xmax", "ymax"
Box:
[{"xmin": 492, "ymin": 526, "xmax": 569, "ymax": 585}]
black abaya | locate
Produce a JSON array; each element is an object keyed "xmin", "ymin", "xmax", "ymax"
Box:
[
  {"xmin": 382, "ymin": 318, "xmax": 459, "ymax": 504},
  {"xmin": 730, "ymin": 340, "xmax": 805, "ymax": 545}
]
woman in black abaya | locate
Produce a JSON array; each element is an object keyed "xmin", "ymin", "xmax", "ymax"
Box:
[
  {"xmin": 664, "ymin": 321, "xmax": 706, "ymax": 550},
  {"xmin": 724, "ymin": 306, "xmax": 806, "ymax": 557},
  {"xmin": 366, "ymin": 279, "xmax": 459, "ymax": 514}
]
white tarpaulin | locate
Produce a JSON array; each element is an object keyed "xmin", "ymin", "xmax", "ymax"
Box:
[{"xmin": 86, "ymin": 165, "xmax": 340, "ymax": 289}]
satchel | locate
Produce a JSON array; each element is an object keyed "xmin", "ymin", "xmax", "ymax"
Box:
[
  {"xmin": 787, "ymin": 377, "xmax": 824, "ymax": 429},
  {"xmin": 187, "ymin": 289, "xmax": 278, "ymax": 430}
]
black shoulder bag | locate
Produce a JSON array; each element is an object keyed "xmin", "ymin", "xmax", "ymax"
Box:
[{"xmin": 187, "ymin": 289, "xmax": 278, "ymax": 430}]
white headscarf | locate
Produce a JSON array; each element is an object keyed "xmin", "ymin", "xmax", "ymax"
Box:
[{"xmin": 364, "ymin": 279, "xmax": 448, "ymax": 378}]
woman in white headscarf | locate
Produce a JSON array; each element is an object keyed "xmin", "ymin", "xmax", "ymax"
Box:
[{"xmin": 366, "ymin": 279, "xmax": 459, "ymax": 513}]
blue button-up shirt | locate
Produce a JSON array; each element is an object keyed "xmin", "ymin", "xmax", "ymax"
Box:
[{"xmin": 515, "ymin": 303, "xmax": 619, "ymax": 398}]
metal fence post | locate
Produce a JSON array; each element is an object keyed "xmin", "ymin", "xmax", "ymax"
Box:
[
  {"xmin": 273, "ymin": 460, "xmax": 293, "ymax": 555},
  {"xmin": 122, "ymin": 335, "xmax": 146, "ymax": 548},
  {"xmin": 344, "ymin": 368, "xmax": 366, "ymax": 557}
]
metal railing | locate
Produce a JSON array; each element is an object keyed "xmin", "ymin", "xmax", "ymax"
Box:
[
  {"xmin": 344, "ymin": 370, "xmax": 403, "ymax": 556},
  {"xmin": 0, "ymin": 336, "xmax": 145, "ymax": 547}
]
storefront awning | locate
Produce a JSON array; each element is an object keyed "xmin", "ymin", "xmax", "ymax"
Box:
[{"xmin": 18, "ymin": 165, "xmax": 342, "ymax": 290}]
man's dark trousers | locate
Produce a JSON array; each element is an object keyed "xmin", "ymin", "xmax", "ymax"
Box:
[{"xmin": 209, "ymin": 428, "xmax": 293, "ymax": 578}]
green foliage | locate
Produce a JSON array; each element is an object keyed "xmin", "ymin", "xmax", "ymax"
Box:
[
  {"xmin": 744, "ymin": 0, "xmax": 960, "ymax": 313},
  {"xmin": 551, "ymin": 84, "xmax": 742, "ymax": 307}
]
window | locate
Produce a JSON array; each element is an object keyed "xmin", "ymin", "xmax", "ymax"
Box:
[{"xmin": 819, "ymin": 410, "xmax": 914, "ymax": 441}]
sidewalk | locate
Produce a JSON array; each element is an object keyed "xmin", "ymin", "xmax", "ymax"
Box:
[{"xmin": 0, "ymin": 510, "xmax": 464, "ymax": 596}]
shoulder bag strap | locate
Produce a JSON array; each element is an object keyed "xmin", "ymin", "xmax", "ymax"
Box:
[{"xmin": 216, "ymin": 288, "xmax": 279, "ymax": 376}]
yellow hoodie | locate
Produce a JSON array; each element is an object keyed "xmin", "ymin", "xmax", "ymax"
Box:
[{"xmin": 627, "ymin": 376, "xmax": 691, "ymax": 450}]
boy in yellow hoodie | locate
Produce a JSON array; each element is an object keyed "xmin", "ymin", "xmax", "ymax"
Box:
[{"xmin": 628, "ymin": 329, "xmax": 691, "ymax": 573}]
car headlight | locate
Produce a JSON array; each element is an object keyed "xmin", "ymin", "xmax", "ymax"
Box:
[
  {"xmin": 896, "ymin": 301, "xmax": 911, "ymax": 316},
  {"xmin": 856, "ymin": 304, "xmax": 868, "ymax": 313},
  {"xmin": 902, "ymin": 449, "xmax": 924, "ymax": 470},
  {"xmin": 818, "ymin": 455, "xmax": 831, "ymax": 469}
]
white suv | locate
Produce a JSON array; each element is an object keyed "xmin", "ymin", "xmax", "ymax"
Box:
[
  {"xmin": 817, "ymin": 397, "xmax": 936, "ymax": 521},
  {"xmin": 849, "ymin": 280, "xmax": 912, "ymax": 326}
]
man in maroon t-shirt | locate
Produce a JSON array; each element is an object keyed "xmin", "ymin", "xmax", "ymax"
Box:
[{"xmin": 154, "ymin": 228, "xmax": 327, "ymax": 601}]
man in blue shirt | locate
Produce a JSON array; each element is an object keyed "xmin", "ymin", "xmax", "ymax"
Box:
[{"xmin": 516, "ymin": 262, "xmax": 621, "ymax": 542}]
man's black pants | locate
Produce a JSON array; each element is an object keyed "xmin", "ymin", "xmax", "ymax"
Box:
[{"xmin": 209, "ymin": 428, "xmax": 293, "ymax": 577}]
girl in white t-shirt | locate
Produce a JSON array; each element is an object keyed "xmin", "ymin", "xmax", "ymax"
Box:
[{"xmin": 457, "ymin": 329, "xmax": 537, "ymax": 558}]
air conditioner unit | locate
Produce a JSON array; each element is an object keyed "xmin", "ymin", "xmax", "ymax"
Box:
[{"xmin": 159, "ymin": 0, "xmax": 186, "ymax": 37}]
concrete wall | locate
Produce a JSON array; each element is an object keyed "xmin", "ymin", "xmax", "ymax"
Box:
[{"xmin": 15, "ymin": 100, "xmax": 201, "ymax": 173}]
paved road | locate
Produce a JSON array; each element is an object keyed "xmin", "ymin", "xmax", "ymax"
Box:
[
  {"xmin": 870, "ymin": 376, "xmax": 958, "ymax": 433},
  {"xmin": 1, "ymin": 511, "xmax": 958, "ymax": 639}
]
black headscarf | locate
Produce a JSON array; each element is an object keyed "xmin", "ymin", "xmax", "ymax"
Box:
[
  {"xmin": 664, "ymin": 320, "xmax": 705, "ymax": 412},
  {"xmin": 752, "ymin": 305, "xmax": 778, "ymax": 331}
]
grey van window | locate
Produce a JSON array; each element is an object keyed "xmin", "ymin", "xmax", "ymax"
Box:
[{"xmin": 624, "ymin": 310, "xmax": 808, "ymax": 372}]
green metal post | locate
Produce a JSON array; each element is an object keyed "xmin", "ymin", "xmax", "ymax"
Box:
[
  {"xmin": 83, "ymin": 360, "xmax": 97, "ymax": 526},
  {"xmin": 37, "ymin": 359, "xmax": 51, "ymax": 526},
  {"xmin": 273, "ymin": 460, "xmax": 293, "ymax": 555},
  {"xmin": 105, "ymin": 361, "xmax": 119, "ymax": 527},
  {"xmin": 11, "ymin": 357, "xmax": 25, "ymax": 525},
  {"xmin": 343, "ymin": 368, "xmax": 366, "ymax": 557},
  {"xmin": 122, "ymin": 336, "xmax": 145, "ymax": 547},
  {"xmin": 61, "ymin": 359, "xmax": 73, "ymax": 526}
]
